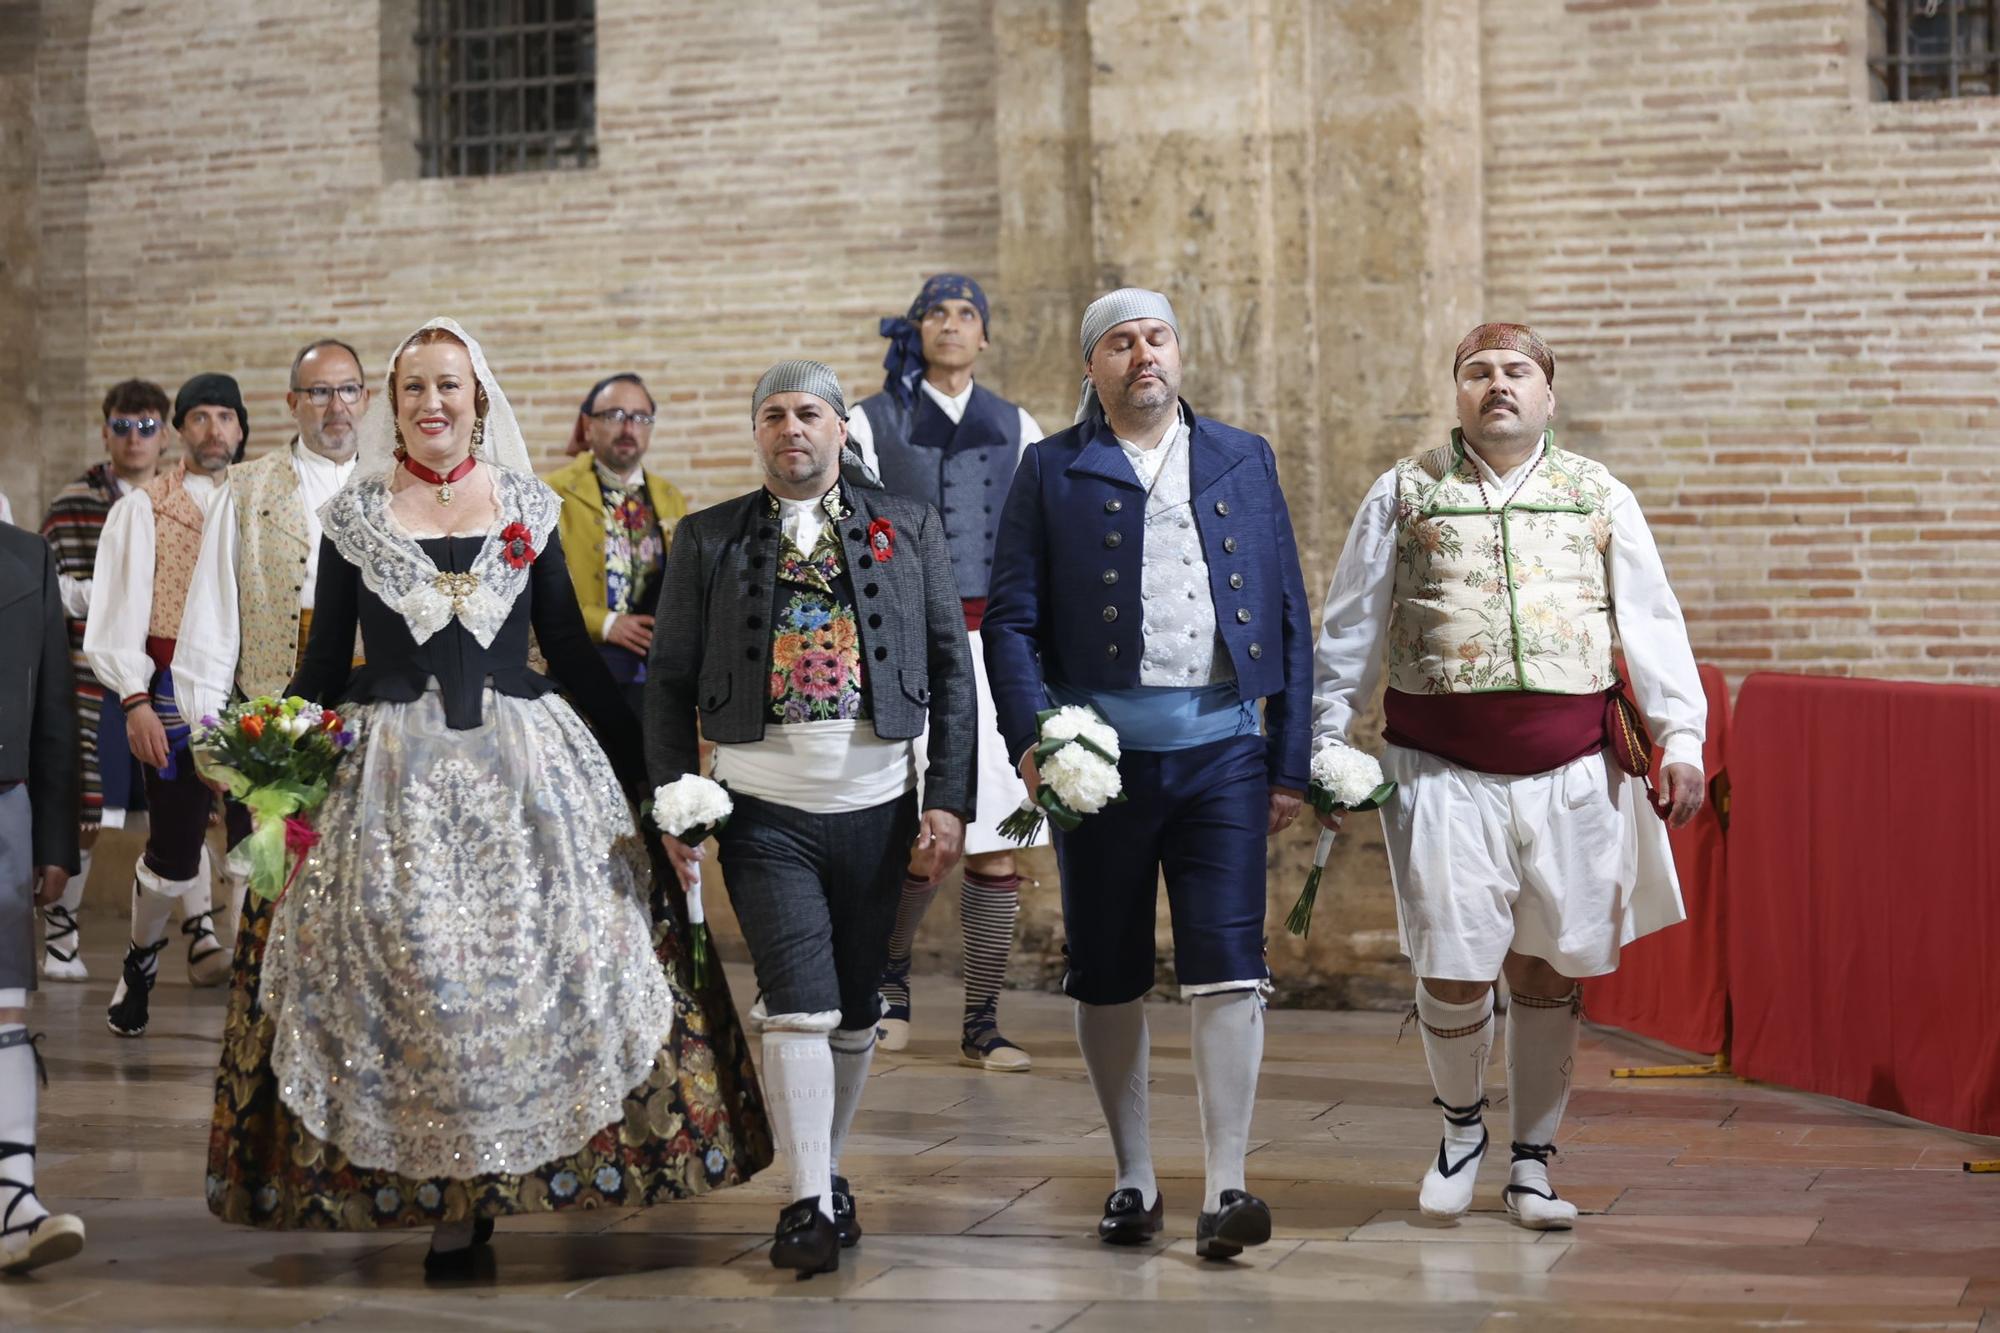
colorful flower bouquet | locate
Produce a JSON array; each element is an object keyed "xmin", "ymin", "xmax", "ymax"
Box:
[
  {"xmin": 1283, "ymin": 744, "xmax": 1397, "ymax": 938},
  {"xmin": 996, "ymin": 705, "xmax": 1125, "ymax": 845},
  {"xmin": 651, "ymin": 774, "xmax": 733, "ymax": 987},
  {"xmin": 191, "ymin": 696, "xmax": 355, "ymax": 902}
]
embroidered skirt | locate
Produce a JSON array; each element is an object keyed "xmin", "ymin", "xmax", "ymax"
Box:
[{"xmin": 205, "ymin": 688, "xmax": 771, "ymax": 1228}]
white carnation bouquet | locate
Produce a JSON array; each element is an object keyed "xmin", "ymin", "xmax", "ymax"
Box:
[
  {"xmin": 996, "ymin": 705, "xmax": 1125, "ymax": 844},
  {"xmin": 650, "ymin": 774, "xmax": 734, "ymax": 986},
  {"xmin": 1284, "ymin": 743, "xmax": 1397, "ymax": 938}
]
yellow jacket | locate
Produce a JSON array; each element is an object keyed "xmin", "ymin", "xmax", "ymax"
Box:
[{"xmin": 540, "ymin": 453, "xmax": 689, "ymax": 641}]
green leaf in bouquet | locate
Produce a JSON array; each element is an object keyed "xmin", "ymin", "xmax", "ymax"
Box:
[
  {"xmin": 191, "ymin": 750, "xmax": 252, "ymax": 800},
  {"xmin": 1350, "ymin": 780, "xmax": 1397, "ymax": 812}
]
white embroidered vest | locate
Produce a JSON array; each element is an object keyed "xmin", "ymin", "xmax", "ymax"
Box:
[
  {"xmin": 1388, "ymin": 436, "xmax": 1617, "ymax": 695},
  {"xmin": 230, "ymin": 448, "xmax": 316, "ymax": 699}
]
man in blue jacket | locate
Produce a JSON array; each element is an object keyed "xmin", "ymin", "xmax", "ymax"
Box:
[{"xmin": 983, "ymin": 288, "xmax": 1312, "ymax": 1261}]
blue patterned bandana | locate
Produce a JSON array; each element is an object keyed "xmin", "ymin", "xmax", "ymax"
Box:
[{"xmin": 878, "ymin": 273, "xmax": 990, "ymax": 410}]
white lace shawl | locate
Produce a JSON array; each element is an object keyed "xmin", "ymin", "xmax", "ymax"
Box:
[{"xmin": 319, "ymin": 467, "xmax": 562, "ymax": 649}]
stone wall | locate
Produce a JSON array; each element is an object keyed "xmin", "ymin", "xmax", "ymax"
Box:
[{"xmin": 15, "ymin": 0, "xmax": 2000, "ymax": 1008}]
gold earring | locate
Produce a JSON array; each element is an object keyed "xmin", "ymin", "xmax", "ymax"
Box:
[{"xmin": 471, "ymin": 417, "xmax": 486, "ymax": 456}]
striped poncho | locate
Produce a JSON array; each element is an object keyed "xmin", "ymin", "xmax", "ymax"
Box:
[{"xmin": 40, "ymin": 463, "xmax": 126, "ymax": 827}]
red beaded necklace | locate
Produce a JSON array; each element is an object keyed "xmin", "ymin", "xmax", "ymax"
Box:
[{"xmin": 399, "ymin": 452, "xmax": 477, "ymax": 506}]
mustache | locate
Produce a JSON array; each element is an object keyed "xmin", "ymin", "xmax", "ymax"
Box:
[{"xmin": 1481, "ymin": 392, "xmax": 1518, "ymax": 412}]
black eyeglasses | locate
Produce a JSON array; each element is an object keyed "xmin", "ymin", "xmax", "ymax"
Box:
[
  {"xmin": 297, "ymin": 383, "xmax": 366, "ymax": 406},
  {"xmin": 107, "ymin": 417, "xmax": 162, "ymax": 438},
  {"xmin": 589, "ymin": 407, "xmax": 655, "ymax": 428}
]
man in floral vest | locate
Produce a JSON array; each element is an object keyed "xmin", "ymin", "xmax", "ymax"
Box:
[
  {"xmin": 84, "ymin": 373, "xmax": 249, "ymax": 1038},
  {"xmin": 1310, "ymin": 323, "xmax": 1708, "ymax": 1231},
  {"xmin": 542, "ymin": 372, "xmax": 687, "ymax": 723},
  {"xmin": 646, "ymin": 360, "xmax": 976, "ymax": 1277}
]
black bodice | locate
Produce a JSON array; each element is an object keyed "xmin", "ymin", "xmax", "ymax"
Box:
[{"xmin": 289, "ymin": 531, "xmax": 645, "ymax": 793}]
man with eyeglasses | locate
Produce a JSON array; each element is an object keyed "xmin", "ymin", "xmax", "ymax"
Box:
[
  {"xmin": 543, "ymin": 373, "xmax": 688, "ymax": 720},
  {"xmin": 85, "ymin": 372, "xmax": 251, "ymax": 1037},
  {"xmin": 846, "ymin": 274, "xmax": 1046, "ymax": 1073},
  {"xmin": 35, "ymin": 380, "xmax": 172, "ymax": 982}
]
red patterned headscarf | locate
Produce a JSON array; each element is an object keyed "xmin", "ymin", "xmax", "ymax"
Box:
[{"xmin": 1453, "ymin": 323, "xmax": 1554, "ymax": 384}]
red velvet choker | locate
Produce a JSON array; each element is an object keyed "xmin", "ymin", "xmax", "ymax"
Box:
[{"xmin": 400, "ymin": 453, "xmax": 477, "ymax": 506}]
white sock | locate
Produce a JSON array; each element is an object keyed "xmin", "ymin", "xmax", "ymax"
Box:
[
  {"xmin": 1507, "ymin": 989, "xmax": 1580, "ymax": 1166},
  {"xmin": 57, "ymin": 850, "xmax": 88, "ymax": 913},
  {"xmin": 430, "ymin": 1219, "xmax": 475, "ymax": 1253},
  {"xmin": 827, "ymin": 1026, "xmax": 875, "ymax": 1179},
  {"xmin": 1190, "ymin": 989, "xmax": 1263, "ymax": 1213},
  {"xmin": 0, "ymin": 1021, "xmax": 50, "ymax": 1235},
  {"xmin": 762, "ymin": 1030, "xmax": 836, "ymax": 1220},
  {"xmin": 1416, "ymin": 984, "xmax": 1495, "ymax": 1153},
  {"xmin": 129, "ymin": 863, "xmax": 187, "ymax": 951},
  {"xmin": 1075, "ymin": 999, "xmax": 1155, "ymax": 1204}
]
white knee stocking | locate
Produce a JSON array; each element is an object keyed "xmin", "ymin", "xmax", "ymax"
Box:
[
  {"xmin": 1190, "ymin": 988, "xmax": 1263, "ymax": 1213},
  {"xmin": 761, "ymin": 1029, "xmax": 837, "ymax": 1221},
  {"xmin": 1075, "ymin": 999, "xmax": 1155, "ymax": 1204}
]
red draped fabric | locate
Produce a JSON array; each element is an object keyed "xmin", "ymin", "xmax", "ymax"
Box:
[
  {"xmin": 1727, "ymin": 673, "xmax": 2000, "ymax": 1137},
  {"xmin": 1581, "ymin": 664, "xmax": 1731, "ymax": 1055}
]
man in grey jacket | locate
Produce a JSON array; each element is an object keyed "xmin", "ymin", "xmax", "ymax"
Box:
[
  {"xmin": 647, "ymin": 359, "xmax": 976, "ymax": 1278},
  {"xmin": 0, "ymin": 521, "xmax": 87, "ymax": 1272}
]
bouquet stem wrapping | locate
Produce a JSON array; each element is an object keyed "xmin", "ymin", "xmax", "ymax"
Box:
[{"xmin": 1284, "ymin": 827, "xmax": 1337, "ymax": 938}]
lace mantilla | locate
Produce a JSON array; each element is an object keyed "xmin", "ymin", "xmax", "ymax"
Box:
[{"xmin": 319, "ymin": 468, "xmax": 560, "ymax": 648}]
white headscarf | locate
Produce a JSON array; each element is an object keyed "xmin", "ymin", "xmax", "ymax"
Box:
[{"xmin": 347, "ymin": 316, "xmax": 533, "ymax": 487}]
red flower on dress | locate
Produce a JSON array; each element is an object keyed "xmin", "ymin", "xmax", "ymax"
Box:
[
  {"xmin": 866, "ymin": 517, "xmax": 896, "ymax": 563},
  {"xmin": 501, "ymin": 522, "xmax": 537, "ymax": 569}
]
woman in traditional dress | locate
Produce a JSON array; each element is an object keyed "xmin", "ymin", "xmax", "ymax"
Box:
[{"xmin": 205, "ymin": 318, "xmax": 770, "ymax": 1274}]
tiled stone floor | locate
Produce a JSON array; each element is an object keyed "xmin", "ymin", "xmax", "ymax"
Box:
[{"xmin": 5, "ymin": 930, "xmax": 1998, "ymax": 1331}]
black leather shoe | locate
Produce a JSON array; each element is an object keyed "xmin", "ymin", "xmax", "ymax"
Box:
[
  {"xmin": 422, "ymin": 1242, "xmax": 495, "ymax": 1281},
  {"xmin": 831, "ymin": 1175, "xmax": 861, "ymax": 1248},
  {"xmin": 769, "ymin": 1197, "xmax": 840, "ymax": 1278},
  {"xmin": 472, "ymin": 1216, "xmax": 495, "ymax": 1247},
  {"xmin": 1097, "ymin": 1187, "xmax": 1163, "ymax": 1245},
  {"xmin": 1194, "ymin": 1189, "xmax": 1272, "ymax": 1260}
]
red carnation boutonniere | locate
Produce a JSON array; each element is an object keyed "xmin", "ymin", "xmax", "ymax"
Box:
[
  {"xmin": 866, "ymin": 517, "xmax": 896, "ymax": 563},
  {"xmin": 500, "ymin": 522, "xmax": 537, "ymax": 569}
]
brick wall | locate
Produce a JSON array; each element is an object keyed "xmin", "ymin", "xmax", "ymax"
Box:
[
  {"xmin": 24, "ymin": 0, "xmax": 1010, "ymax": 514},
  {"xmin": 1483, "ymin": 0, "xmax": 2000, "ymax": 683}
]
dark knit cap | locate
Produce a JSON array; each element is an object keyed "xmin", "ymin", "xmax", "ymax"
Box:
[{"xmin": 173, "ymin": 372, "xmax": 250, "ymax": 453}]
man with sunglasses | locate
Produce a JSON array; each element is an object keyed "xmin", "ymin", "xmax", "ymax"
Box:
[
  {"xmin": 84, "ymin": 372, "xmax": 250, "ymax": 1037},
  {"xmin": 35, "ymin": 381, "xmax": 171, "ymax": 982},
  {"xmin": 543, "ymin": 373, "xmax": 688, "ymax": 721}
]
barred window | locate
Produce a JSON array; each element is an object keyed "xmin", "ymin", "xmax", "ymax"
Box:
[
  {"xmin": 1868, "ymin": 0, "xmax": 2000, "ymax": 101},
  {"xmin": 414, "ymin": 0, "xmax": 597, "ymax": 178}
]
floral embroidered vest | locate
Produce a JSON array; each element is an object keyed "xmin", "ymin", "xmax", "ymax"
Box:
[
  {"xmin": 766, "ymin": 490, "xmax": 870, "ymax": 725},
  {"xmin": 598, "ymin": 470, "xmax": 666, "ymax": 616},
  {"xmin": 1388, "ymin": 435, "xmax": 1616, "ymax": 695},
  {"xmin": 142, "ymin": 464, "xmax": 209, "ymax": 641},
  {"xmin": 230, "ymin": 447, "xmax": 317, "ymax": 698}
]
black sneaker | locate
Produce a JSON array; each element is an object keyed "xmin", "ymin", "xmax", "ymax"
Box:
[
  {"xmin": 769, "ymin": 1197, "xmax": 839, "ymax": 1278},
  {"xmin": 1194, "ymin": 1189, "xmax": 1272, "ymax": 1261},
  {"xmin": 1097, "ymin": 1187, "xmax": 1163, "ymax": 1245},
  {"xmin": 831, "ymin": 1175, "xmax": 861, "ymax": 1248},
  {"xmin": 105, "ymin": 940, "xmax": 166, "ymax": 1038}
]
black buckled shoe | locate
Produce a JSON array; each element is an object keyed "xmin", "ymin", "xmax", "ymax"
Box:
[
  {"xmin": 831, "ymin": 1175, "xmax": 861, "ymax": 1248},
  {"xmin": 769, "ymin": 1197, "xmax": 840, "ymax": 1278},
  {"xmin": 1097, "ymin": 1187, "xmax": 1163, "ymax": 1245},
  {"xmin": 1194, "ymin": 1189, "xmax": 1272, "ymax": 1261}
]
